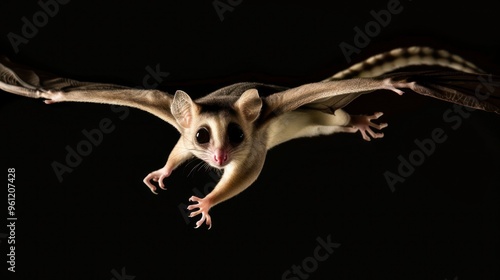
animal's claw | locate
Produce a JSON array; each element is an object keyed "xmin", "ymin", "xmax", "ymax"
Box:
[{"xmin": 188, "ymin": 196, "xmax": 213, "ymax": 229}]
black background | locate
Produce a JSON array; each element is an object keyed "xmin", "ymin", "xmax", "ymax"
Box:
[{"xmin": 1, "ymin": 1, "xmax": 499, "ymax": 279}]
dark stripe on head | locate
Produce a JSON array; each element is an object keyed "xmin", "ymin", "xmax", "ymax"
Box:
[{"xmin": 199, "ymin": 102, "xmax": 237, "ymax": 116}]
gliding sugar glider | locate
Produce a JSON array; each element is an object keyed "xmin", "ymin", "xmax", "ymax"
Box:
[{"xmin": 1, "ymin": 46, "xmax": 499, "ymax": 228}]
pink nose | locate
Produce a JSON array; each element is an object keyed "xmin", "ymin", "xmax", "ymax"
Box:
[{"xmin": 214, "ymin": 151, "xmax": 228, "ymax": 165}]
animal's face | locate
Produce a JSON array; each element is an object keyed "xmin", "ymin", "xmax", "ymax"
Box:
[
  {"xmin": 186, "ymin": 111, "xmax": 247, "ymax": 168},
  {"xmin": 171, "ymin": 89, "xmax": 262, "ymax": 169}
]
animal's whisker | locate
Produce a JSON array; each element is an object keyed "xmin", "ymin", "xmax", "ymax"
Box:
[{"xmin": 187, "ymin": 160, "xmax": 205, "ymax": 178}]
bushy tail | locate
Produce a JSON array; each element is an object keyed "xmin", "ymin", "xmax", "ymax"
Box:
[{"xmin": 325, "ymin": 46, "xmax": 483, "ymax": 80}]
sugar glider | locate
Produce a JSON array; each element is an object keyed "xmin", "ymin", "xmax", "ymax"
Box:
[{"xmin": 1, "ymin": 46, "xmax": 499, "ymax": 229}]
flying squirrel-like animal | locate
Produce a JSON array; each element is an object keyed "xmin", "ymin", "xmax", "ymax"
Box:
[{"xmin": 1, "ymin": 46, "xmax": 500, "ymax": 229}]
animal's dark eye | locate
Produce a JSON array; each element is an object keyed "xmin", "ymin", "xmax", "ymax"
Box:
[
  {"xmin": 196, "ymin": 127, "xmax": 210, "ymax": 144},
  {"xmin": 227, "ymin": 123, "xmax": 244, "ymax": 145}
]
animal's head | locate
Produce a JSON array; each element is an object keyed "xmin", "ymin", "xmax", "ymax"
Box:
[{"xmin": 171, "ymin": 89, "xmax": 262, "ymax": 168}]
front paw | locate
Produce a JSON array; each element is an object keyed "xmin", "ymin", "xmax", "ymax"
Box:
[
  {"xmin": 349, "ymin": 112, "xmax": 388, "ymax": 141},
  {"xmin": 143, "ymin": 167, "xmax": 171, "ymax": 194},
  {"xmin": 40, "ymin": 90, "xmax": 65, "ymax": 104},
  {"xmin": 187, "ymin": 196, "xmax": 213, "ymax": 229}
]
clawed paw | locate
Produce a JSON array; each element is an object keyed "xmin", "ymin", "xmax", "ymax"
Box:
[
  {"xmin": 349, "ymin": 112, "xmax": 388, "ymax": 141},
  {"xmin": 187, "ymin": 196, "xmax": 213, "ymax": 229},
  {"xmin": 143, "ymin": 167, "xmax": 171, "ymax": 194},
  {"xmin": 40, "ymin": 90, "xmax": 65, "ymax": 104}
]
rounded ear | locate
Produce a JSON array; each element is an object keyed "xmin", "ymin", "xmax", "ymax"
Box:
[
  {"xmin": 171, "ymin": 90, "xmax": 198, "ymax": 128},
  {"xmin": 235, "ymin": 89, "xmax": 262, "ymax": 123}
]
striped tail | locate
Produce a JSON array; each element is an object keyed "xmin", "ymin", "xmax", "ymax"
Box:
[{"xmin": 325, "ymin": 46, "xmax": 484, "ymax": 80}]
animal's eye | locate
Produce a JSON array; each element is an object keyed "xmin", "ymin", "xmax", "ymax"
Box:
[
  {"xmin": 227, "ymin": 123, "xmax": 244, "ymax": 145},
  {"xmin": 195, "ymin": 127, "xmax": 210, "ymax": 144}
]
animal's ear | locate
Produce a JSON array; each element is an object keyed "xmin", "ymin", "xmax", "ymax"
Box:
[
  {"xmin": 234, "ymin": 89, "xmax": 262, "ymax": 123},
  {"xmin": 171, "ymin": 90, "xmax": 198, "ymax": 128}
]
